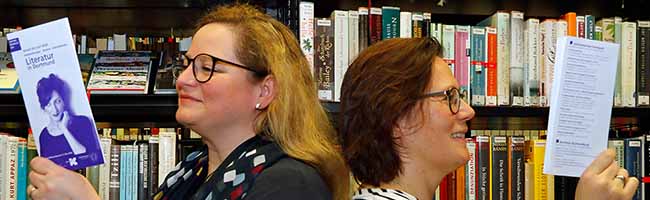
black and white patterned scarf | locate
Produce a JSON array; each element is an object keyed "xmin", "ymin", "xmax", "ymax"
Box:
[{"xmin": 154, "ymin": 135, "xmax": 287, "ymax": 200}]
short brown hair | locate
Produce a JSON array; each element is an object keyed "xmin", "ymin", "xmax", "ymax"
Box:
[{"xmin": 340, "ymin": 37, "xmax": 443, "ymax": 186}]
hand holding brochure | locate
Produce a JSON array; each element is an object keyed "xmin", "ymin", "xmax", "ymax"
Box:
[
  {"xmin": 7, "ymin": 18, "xmax": 104, "ymax": 170},
  {"xmin": 543, "ymin": 36, "xmax": 619, "ymax": 177}
]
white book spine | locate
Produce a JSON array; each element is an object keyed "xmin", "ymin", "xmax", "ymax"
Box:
[
  {"xmin": 81, "ymin": 35, "xmax": 87, "ymax": 54},
  {"xmin": 497, "ymin": 12, "xmax": 511, "ymax": 106},
  {"xmin": 524, "ymin": 18, "xmax": 541, "ymax": 107},
  {"xmin": 400, "ymin": 12, "xmax": 412, "ymax": 38},
  {"xmin": 333, "ymin": 10, "xmax": 349, "ymax": 102},
  {"xmin": 99, "ymin": 137, "xmax": 112, "ymax": 200},
  {"xmin": 299, "ymin": 2, "xmax": 315, "ymax": 74},
  {"xmin": 6, "ymin": 137, "xmax": 17, "ymax": 200},
  {"xmin": 158, "ymin": 129, "xmax": 177, "ymax": 186},
  {"xmin": 442, "ymin": 24, "xmax": 456, "ymax": 74},
  {"xmin": 466, "ymin": 141, "xmax": 477, "ymax": 200},
  {"xmin": 510, "ymin": 11, "xmax": 525, "ymax": 106},
  {"xmin": 433, "ymin": 23, "xmax": 443, "ymax": 42},
  {"xmin": 348, "ymin": 10, "xmax": 360, "ymax": 63},
  {"xmin": 0, "ymin": 135, "xmax": 6, "ymax": 198},
  {"xmin": 622, "ymin": 22, "xmax": 637, "ymax": 107}
]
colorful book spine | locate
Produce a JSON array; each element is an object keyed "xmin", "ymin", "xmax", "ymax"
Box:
[
  {"xmin": 399, "ymin": 11, "xmax": 412, "ymax": 38},
  {"xmin": 510, "ymin": 11, "xmax": 525, "ymax": 106},
  {"xmin": 332, "ymin": 10, "xmax": 349, "ymax": 102},
  {"xmin": 625, "ymin": 137, "xmax": 642, "ymax": 200},
  {"xmin": 524, "ymin": 18, "xmax": 540, "ymax": 107},
  {"xmin": 508, "ymin": 136, "xmax": 525, "ymax": 200},
  {"xmin": 599, "ymin": 18, "xmax": 616, "ymax": 43},
  {"xmin": 412, "ymin": 12, "xmax": 424, "ymax": 38},
  {"xmin": 526, "ymin": 140, "xmax": 547, "ymax": 200},
  {"xmin": 595, "ymin": 25, "xmax": 603, "ymax": 41},
  {"xmin": 639, "ymin": 21, "xmax": 650, "ymax": 106},
  {"xmin": 369, "ymin": 7, "xmax": 382, "ymax": 45},
  {"xmin": 491, "ymin": 136, "xmax": 508, "ymax": 200},
  {"xmin": 622, "ymin": 22, "xmax": 637, "ymax": 107},
  {"xmin": 467, "ymin": 138, "xmax": 478, "ymax": 200},
  {"xmin": 562, "ymin": 12, "xmax": 577, "ymax": 36},
  {"xmin": 298, "ymin": 1, "xmax": 315, "ymax": 71},
  {"xmin": 442, "ymin": 25, "xmax": 456, "ymax": 74},
  {"xmin": 455, "ymin": 25, "xmax": 471, "ymax": 102},
  {"xmin": 577, "ymin": 15, "xmax": 586, "ymax": 38},
  {"xmin": 471, "ymin": 27, "xmax": 487, "ymax": 106},
  {"xmin": 131, "ymin": 145, "xmax": 138, "ymax": 200},
  {"xmin": 314, "ymin": 18, "xmax": 335, "ymax": 101},
  {"xmin": 348, "ymin": 10, "xmax": 360, "ymax": 63},
  {"xmin": 477, "ymin": 136, "xmax": 491, "ymax": 200},
  {"xmin": 16, "ymin": 138, "xmax": 26, "ymax": 200},
  {"xmin": 486, "ymin": 27, "xmax": 498, "ymax": 106},
  {"xmin": 358, "ymin": 7, "xmax": 369, "ymax": 52},
  {"xmin": 586, "ymin": 15, "xmax": 595, "ymax": 40},
  {"xmin": 381, "ymin": 6, "xmax": 400, "ymax": 40}
]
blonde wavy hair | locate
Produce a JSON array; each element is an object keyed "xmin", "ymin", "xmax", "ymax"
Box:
[{"xmin": 196, "ymin": 3, "xmax": 350, "ymax": 199}]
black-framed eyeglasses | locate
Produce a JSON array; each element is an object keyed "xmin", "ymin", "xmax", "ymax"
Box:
[
  {"xmin": 419, "ymin": 87, "xmax": 467, "ymax": 114},
  {"xmin": 181, "ymin": 53, "xmax": 267, "ymax": 83}
]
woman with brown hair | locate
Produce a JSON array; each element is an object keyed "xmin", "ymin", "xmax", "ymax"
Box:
[
  {"xmin": 339, "ymin": 37, "xmax": 638, "ymax": 200},
  {"xmin": 27, "ymin": 4, "xmax": 348, "ymax": 200}
]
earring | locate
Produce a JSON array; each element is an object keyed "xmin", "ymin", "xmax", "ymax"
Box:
[{"xmin": 255, "ymin": 103, "xmax": 261, "ymax": 109}]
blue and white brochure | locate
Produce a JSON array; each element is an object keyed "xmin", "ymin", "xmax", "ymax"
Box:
[{"xmin": 7, "ymin": 18, "xmax": 104, "ymax": 170}]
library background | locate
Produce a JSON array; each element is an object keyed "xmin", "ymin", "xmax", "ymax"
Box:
[{"xmin": 1, "ymin": 0, "xmax": 650, "ymax": 199}]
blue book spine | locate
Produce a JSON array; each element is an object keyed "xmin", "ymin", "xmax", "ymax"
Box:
[
  {"xmin": 120, "ymin": 146, "xmax": 127, "ymax": 200},
  {"xmin": 381, "ymin": 6, "xmax": 400, "ymax": 40},
  {"xmin": 127, "ymin": 146, "xmax": 133, "ymax": 200},
  {"xmin": 470, "ymin": 26, "xmax": 487, "ymax": 106},
  {"xmin": 625, "ymin": 137, "xmax": 642, "ymax": 200},
  {"xmin": 16, "ymin": 139, "xmax": 27, "ymax": 200}
]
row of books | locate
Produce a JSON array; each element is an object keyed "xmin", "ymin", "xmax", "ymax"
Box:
[
  {"xmin": 0, "ymin": 127, "xmax": 194, "ymax": 200},
  {"xmin": 297, "ymin": 2, "xmax": 650, "ymax": 108},
  {"xmin": 433, "ymin": 130, "xmax": 650, "ymax": 200}
]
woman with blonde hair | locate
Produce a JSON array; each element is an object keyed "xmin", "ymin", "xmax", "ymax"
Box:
[{"xmin": 27, "ymin": 3, "xmax": 348, "ymax": 200}]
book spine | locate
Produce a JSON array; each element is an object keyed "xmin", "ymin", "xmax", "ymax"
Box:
[
  {"xmin": 358, "ymin": 7, "xmax": 369, "ymax": 52},
  {"xmin": 99, "ymin": 138, "xmax": 111, "ymax": 200},
  {"xmin": 625, "ymin": 138, "xmax": 643, "ymax": 200},
  {"xmin": 348, "ymin": 10, "xmax": 360, "ymax": 63},
  {"xmin": 577, "ymin": 16, "xmax": 586, "ymax": 38},
  {"xmin": 471, "ymin": 27, "xmax": 487, "ymax": 106},
  {"xmin": 491, "ymin": 136, "xmax": 508, "ymax": 200},
  {"xmin": 381, "ymin": 6, "xmax": 400, "ymax": 40},
  {"xmin": 586, "ymin": 15, "xmax": 595, "ymax": 40},
  {"xmin": 467, "ymin": 139, "xmax": 478, "ymax": 200},
  {"xmin": 509, "ymin": 137, "xmax": 524, "ymax": 200},
  {"xmin": 132, "ymin": 145, "xmax": 138, "ymax": 200},
  {"xmin": 615, "ymin": 22, "xmax": 624, "ymax": 107},
  {"xmin": 524, "ymin": 18, "xmax": 541, "ymax": 106},
  {"xmin": 477, "ymin": 136, "xmax": 490, "ymax": 200},
  {"xmin": 314, "ymin": 18, "xmax": 335, "ymax": 101},
  {"xmin": 25, "ymin": 133, "xmax": 36, "ymax": 200},
  {"xmin": 457, "ymin": 165, "xmax": 466, "ymax": 200},
  {"xmin": 332, "ymin": 10, "xmax": 349, "ymax": 102},
  {"xmin": 16, "ymin": 139, "xmax": 26, "ymax": 200},
  {"xmin": 563, "ymin": 12, "xmax": 577, "ymax": 36},
  {"xmin": 399, "ymin": 12, "xmax": 412, "ymax": 38},
  {"xmin": 433, "ymin": 23, "xmax": 443, "ymax": 42},
  {"xmin": 149, "ymin": 136, "xmax": 159, "ymax": 196},
  {"xmin": 299, "ymin": 2, "xmax": 315, "ymax": 72},
  {"xmin": 0, "ymin": 135, "xmax": 6, "ymax": 198},
  {"xmin": 486, "ymin": 27, "xmax": 498, "ymax": 106},
  {"xmin": 497, "ymin": 12, "xmax": 511, "ymax": 106},
  {"xmin": 107, "ymin": 144, "xmax": 118, "ymax": 200},
  {"xmin": 119, "ymin": 145, "xmax": 127, "ymax": 200},
  {"xmin": 159, "ymin": 129, "xmax": 177, "ymax": 186},
  {"xmin": 601, "ymin": 18, "xmax": 616, "ymax": 43},
  {"xmin": 442, "ymin": 25, "xmax": 456, "ymax": 76},
  {"xmin": 369, "ymin": 7, "xmax": 382, "ymax": 45},
  {"xmin": 622, "ymin": 22, "xmax": 637, "ymax": 107},
  {"xmin": 595, "ymin": 26, "xmax": 603, "ymax": 41},
  {"xmin": 138, "ymin": 143, "xmax": 148, "ymax": 200},
  {"xmin": 645, "ymin": 135, "xmax": 650, "ymax": 200},
  {"xmin": 423, "ymin": 13, "xmax": 431, "ymax": 38},
  {"xmin": 7, "ymin": 137, "xmax": 17, "ymax": 200},
  {"xmin": 412, "ymin": 13, "xmax": 424, "ymax": 38},
  {"xmin": 455, "ymin": 25, "xmax": 471, "ymax": 102},
  {"xmin": 638, "ymin": 21, "xmax": 650, "ymax": 106},
  {"xmin": 510, "ymin": 11, "xmax": 525, "ymax": 106},
  {"xmin": 539, "ymin": 20, "xmax": 554, "ymax": 107}
]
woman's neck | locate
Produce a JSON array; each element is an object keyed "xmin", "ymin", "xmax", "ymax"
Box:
[
  {"xmin": 200, "ymin": 125, "xmax": 257, "ymax": 175},
  {"xmin": 376, "ymin": 160, "xmax": 446, "ymax": 200}
]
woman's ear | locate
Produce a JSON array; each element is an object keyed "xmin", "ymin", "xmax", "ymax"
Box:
[{"xmin": 255, "ymin": 75, "xmax": 276, "ymax": 110}]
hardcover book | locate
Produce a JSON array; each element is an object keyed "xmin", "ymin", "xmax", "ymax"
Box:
[{"xmin": 7, "ymin": 18, "xmax": 104, "ymax": 170}]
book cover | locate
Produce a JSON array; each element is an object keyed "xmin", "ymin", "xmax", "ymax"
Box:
[
  {"xmin": 470, "ymin": 27, "xmax": 486, "ymax": 106},
  {"xmin": 399, "ymin": 12, "xmax": 412, "ymax": 38},
  {"xmin": 486, "ymin": 27, "xmax": 498, "ymax": 106},
  {"xmin": 7, "ymin": 18, "xmax": 104, "ymax": 170},
  {"xmin": 476, "ymin": 136, "xmax": 490, "ymax": 200},
  {"xmin": 381, "ymin": 6, "xmax": 400, "ymax": 40},
  {"xmin": 0, "ymin": 52, "xmax": 19, "ymax": 93},
  {"xmin": 524, "ymin": 18, "xmax": 540, "ymax": 107},
  {"xmin": 332, "ymin": 10, "xmax": 349, "ymax": 102},
  {"xmin": 510, "ymin": 11, "xmax": 525, "ymax": 107},
  {"xmin": 455, "ymin": 25, "xmax": 471, "ymax": 103},
  {"xmin": 508, "ymin": 136, "xmax": 524, "ymax": 200},
  {"xmin": 153, "ymin": 51, "xmax": 181, "ymax": 94}
]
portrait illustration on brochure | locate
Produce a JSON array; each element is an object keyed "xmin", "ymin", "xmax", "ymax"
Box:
[{"xmin": 7, "ymin": 18, "xmax": 104, "ymax": 170}]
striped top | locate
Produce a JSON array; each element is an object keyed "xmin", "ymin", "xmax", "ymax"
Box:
[{"xmin": 352, "ymin": 188, "xmax": 418, "ymax": 200}]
